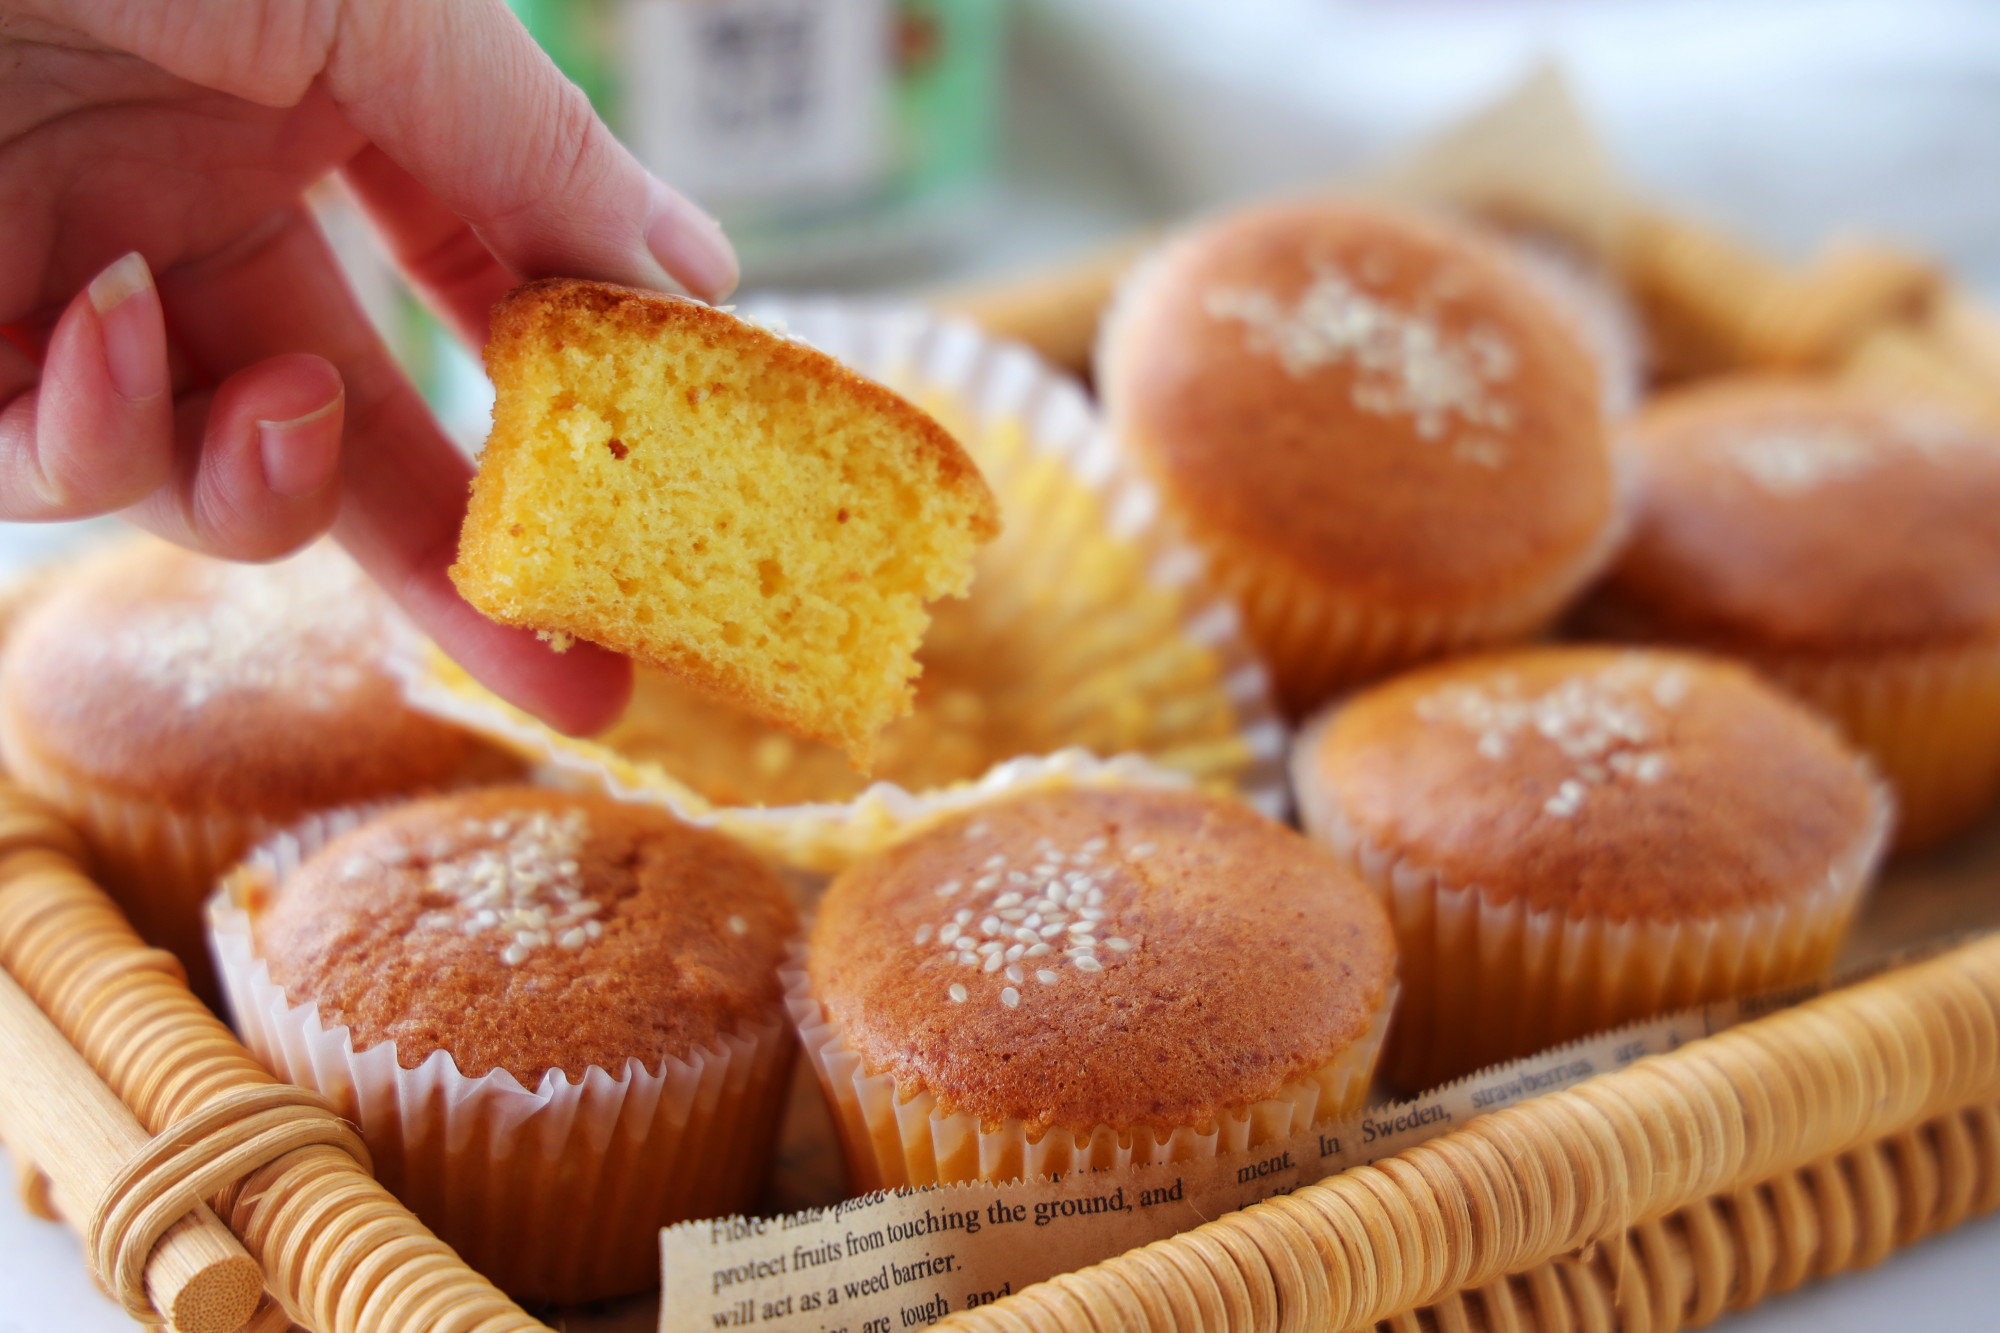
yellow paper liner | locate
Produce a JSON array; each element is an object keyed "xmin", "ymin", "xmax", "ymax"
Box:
[
  {"xmin": 397, "ymin": 302, "xmax": 1288, "ymax": 874},
  {"xmin": 783, "ymin": 947, "xmax": 1393, "ymax": 1193},
  {"xmin": 207, "ymin": 811, "xmax": 795, "ymax": 1305},
  {"xmin": 1291, "ymin": 711, "xmax": 1894, "ymax": 1092},
  {"xmin": 1761, "ymin": 636, "xmax": 2000, "ymax": 849}
]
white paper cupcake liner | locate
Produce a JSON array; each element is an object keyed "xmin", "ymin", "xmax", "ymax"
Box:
[
  {"xmin": 1760, "ymin": 637, "xmax": 2000, "ymax": 850},
  {"xmin": 396, "ymin": 301, "xmax": 1289, "ymax": 876},
  {"xmin": 207, "ymin": 811, "xmax": 794, "ymax": 1304},
  {"xmin": 782, "ymin": 946, "xmax": 1393, "ymax": 1192},
  {"xmin": 1292, "ymin": 709, "xmax": 1894, "ymax": 1091}
]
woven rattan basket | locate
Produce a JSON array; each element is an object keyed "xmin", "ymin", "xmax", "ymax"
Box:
[{"xmin": 4, "ymin": 198, "xmax": 2000, "ymax": 1333}]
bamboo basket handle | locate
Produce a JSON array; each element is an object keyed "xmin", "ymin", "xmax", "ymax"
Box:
[
  {"xmin": 938, "ymin": 933, "xmax": 2000, "ymax": 1333},
  {"xmin": 0, "ymin": 784, "xmax": 550, "ymax": 1333},
  {"xmin": 0, "ymin": 966, "xmax": 264, "ymax": 1333}
]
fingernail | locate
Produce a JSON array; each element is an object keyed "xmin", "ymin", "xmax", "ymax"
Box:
[
  {"xmin": 645, "ymin": 180, "xmax": 739, "ymax": 302},
  {"xmin": 258, "ymin": 391, "xmax": 344, "ymax": 497},
  {"xmin": 87, "ymin": 252, "xmax": 167, "ymax": 402}
]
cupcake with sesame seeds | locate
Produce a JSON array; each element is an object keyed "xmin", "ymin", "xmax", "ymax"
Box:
[
  {"xmin": 208, "ymin": 787, "xmax": 798, "ymax": 1304},
  {"xmin": 1293, "ymin": 646, "xmax": 1891, "ymax": 1092},
  {"xmin": 1097, "ymin": 198, "xmax": 1621, "ymax": 718},
  {"xmin": 790, "ymin": 786, "xmax": 1397, "ymax": 1190}
]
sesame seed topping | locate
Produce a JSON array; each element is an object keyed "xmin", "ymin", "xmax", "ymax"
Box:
[
  {"xmin": 913, "ymin": 832, "xmax": 1150, "ymax": 1007},
  {"xmin": 934, "ymin": 880, "xmax": 962, "ymax": 898},
  {"xmin": 1417, "ymin": 660, "xmax": 1685, "ymax": 822},
  {"xmin": 1000, "ymin": 987, "xmax": 1021, "ymax": 1007},
  {"xmin": 1725, "ymin": 425, "xmax": 1877, "ymax": 495},
  {"xmin": 1128, "ymin": 843, "xmax": 1156, "ymax": 859},
  {"xmin": 726, "ymin": 915, "xmax": 748, "ymax": 935},
  {"xmin": 1105, "ymin": 937, "xmax": 1133, "ymax": 951},
  {"xmin": 963, "ymin": 822, "xmax": 989, "ymax": 839},
  {"xmin": 1207, "ymin": 262, "xmax": 1517, "ymax": 466},
  {"xmin": 98, "ymin": 547, "xmax": 385, "ymax": 712},
  {"xmin": 948, "ymin": 984, "xmax": 968, "ymax": 1003},
  {"xmin": 413, "ymin": 807, "xmax": 594, "ymax": 965}
]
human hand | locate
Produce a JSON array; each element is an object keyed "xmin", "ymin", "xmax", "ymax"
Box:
[{"xmin": 0, "ymin": 0, "xmax": 738, "ymax": 733}]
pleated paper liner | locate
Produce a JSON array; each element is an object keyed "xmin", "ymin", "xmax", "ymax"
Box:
[
  {"xmin": 1762, "ymin": 637, "xmax": 2000, "ymax": 850},
  {"xmin": 781, "ymin": 946, "xmax": 1393, "ymax": 1193},
  {"xmin": 1291, "ymin": 706, "xmax": 1896, "ymax": 1093},
  {"xmin": 399, "ymin": 302, "xmax": 1288, "ymax": 874},
  {"xmin": 207, "ymin": 810, "xmax": 795, "ymax": 1306}
]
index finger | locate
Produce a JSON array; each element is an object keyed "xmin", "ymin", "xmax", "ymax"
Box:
[{"xmin": 39, "ymin": 0, "xmax": 738, "ymax": 301}]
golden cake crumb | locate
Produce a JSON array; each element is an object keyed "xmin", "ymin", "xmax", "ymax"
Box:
[{"xmin": 452, "ymin": 279, "xmax": 1000, "ymax": 767}]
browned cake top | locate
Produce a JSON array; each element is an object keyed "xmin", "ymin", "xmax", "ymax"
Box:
[
  {"xmin": 1099, "ymin": 199, "xmax": 1612, "ymax": 602},
  {"xmin": 1302, "ymin": 646, "xmax": 1885, "ymax": 919},
  {"xmin": 1600, "ymin": 379, "xmax": 2000, "ymax": 653},
  {"xmin": 252, "ymin": 788, "xmax": 798, "ymax": 1085},
  {"xmin": 807, "ymin": 787, "xmax": 1396, "ymax": 1135},
  {"xmin": 0, "ymin": 540, "xmax": 487, "ymax": 813}
]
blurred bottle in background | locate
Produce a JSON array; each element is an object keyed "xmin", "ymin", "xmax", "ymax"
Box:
[{"xmin": 513, "ymin": 0, "xmax": 1007, "ymax": 286}]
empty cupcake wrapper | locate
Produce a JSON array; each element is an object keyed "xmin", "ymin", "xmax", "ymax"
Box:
[
  {"xmin": 394, "ymin": 302, "xmax": 1289, "ymax": 876},
  {"xmin": 1291, "ymin": 711, "xmax": 1894, "ymax": 1092},
  {"xmin": 781, "ymin": 946, "xmax": 1393, "ymax": 1192},
  {"xmin": 207, "ymin": 811, "xmax": 795, "ymax": 1304}
]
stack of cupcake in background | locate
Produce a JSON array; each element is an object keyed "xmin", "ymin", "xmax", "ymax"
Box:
[{"xmin": 1, "ymin": 187, "xmax": 1995, "ymax": 1313}]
